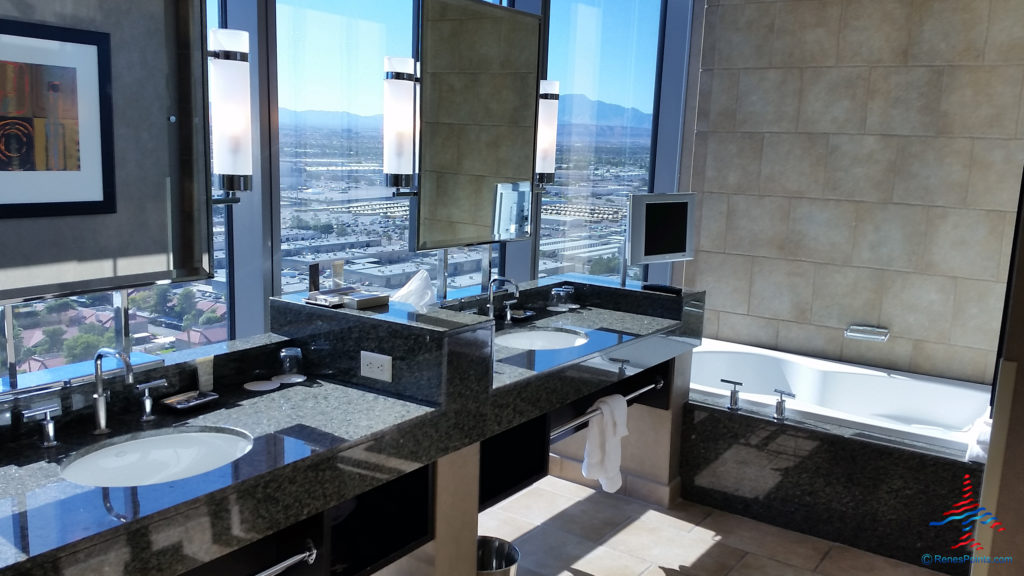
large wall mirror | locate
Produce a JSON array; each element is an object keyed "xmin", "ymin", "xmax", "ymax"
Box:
[
  {"xmin": 415, "ymin": 0, "xmax": 540, "ymax": 251},
  {"xmin": 0, "ymin": 0, "xmax": 212, "ymax": 304}
]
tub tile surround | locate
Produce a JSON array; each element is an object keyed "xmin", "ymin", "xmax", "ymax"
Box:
[
  {"xmin": 686, "ymin": 0, "xmax": 1024, "ymax": 384},
  {"xmin": 0, "ymin": 281, "xmax": 700, "ymax": 575},
  {"xmin": 680, "ymin": 403, "xmax": 983, "ymax": 576}
]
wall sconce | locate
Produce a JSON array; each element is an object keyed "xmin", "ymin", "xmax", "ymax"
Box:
[
  {"xmin": 535, "ymin": 80, "xmax": 559, "ymax": 185},
  {"xmin": 383, "ymin": 56, "xmax": 417, "ymax": 190},
  {"xmin": 208, "ymin": 28, "xmax": 252, "ymax": 197}
]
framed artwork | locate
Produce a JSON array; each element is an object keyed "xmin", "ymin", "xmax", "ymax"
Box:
[{"xmin": 0, "ymin": 19, "xmax": 115, "ymax": 218}]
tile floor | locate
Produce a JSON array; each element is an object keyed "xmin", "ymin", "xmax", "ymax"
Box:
[
  {"xmin": 374, "ymin": 475, "xmax": 948, "ymax": 576},
  {"xmin": 476, "ymin": 476, "xmax": 944, "ymax": 576}
]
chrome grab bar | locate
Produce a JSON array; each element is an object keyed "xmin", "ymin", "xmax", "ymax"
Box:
[
  {"xmin": 253, "ymin": 540, "xmax": 317, "ymax": 576},
  {"xmin": 550, "ymin": 377, "xmax": 664, "ymax": 439}
]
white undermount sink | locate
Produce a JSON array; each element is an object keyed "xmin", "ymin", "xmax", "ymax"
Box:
[
  {"xmin": 60, "ymin": 425, "xmax": 253, "ymax": 487},
  {"xmin": 494, "ymin": 327, "xmax": 590, "ymax": 350}
]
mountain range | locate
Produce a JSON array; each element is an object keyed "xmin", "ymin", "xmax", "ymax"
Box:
[{"xmin": 280, "ymin": 94, "xmax": 653, "ymax": 139}]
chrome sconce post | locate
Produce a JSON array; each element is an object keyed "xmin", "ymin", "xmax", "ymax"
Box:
[{"xmin": 208, "ymin": 28, "xmax": 253, "ymax": 204}]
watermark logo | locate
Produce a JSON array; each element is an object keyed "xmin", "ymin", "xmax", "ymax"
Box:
[{"xmin": 927, "ymin": 474, "xmax": 1006, "ymax": 551}]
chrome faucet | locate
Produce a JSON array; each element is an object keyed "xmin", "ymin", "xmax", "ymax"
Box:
[
  {"xmin": 93, "ymin": 348, "xmax": 134, "ymax": 435},
  {"xmin": 722, "ymin": 379, "xmax": 743, "ymax": 411},
  {"xmin": 774, "ymin": 388, "xmax": 795, "ymax": 421},
  {"xmin": 487, "ymin": 276, "xmax": 519, "ymax": 320}
]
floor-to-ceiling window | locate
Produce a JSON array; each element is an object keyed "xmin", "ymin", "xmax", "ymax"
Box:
[{"xmin": 541, "ymin": 0, "xmax": 662, "ymax": 282}]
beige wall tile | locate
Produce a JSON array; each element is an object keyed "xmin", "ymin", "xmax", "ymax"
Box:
[
  {"xmin": 705, "ymin": 132, "xmax": 763, "ymax": 194},
  {"xmin": 880, "ymin": 271, "xmax": 956, "ymax": 341},
  {"xmin": 825, "ymin": 135, "xmax": 898, "ymax": 202},
  {"xmin": 699, "ymin": 4, "xmax": 719, "ymax": 69},
  {"xmin": 703, "ymin": 309, "xmax": 721, "ymax": 340},
  {"xmin": 708, "ymin": 70, "xmax": 739, "ymax": 131},
  {"xmin": 689, "ymin": 131, "xmax": 708, "ymax": 192},
  {"xmin": 911, "ymin": 341, "xmax": 995, "ymax": 383},
  {"xmin": 725, "ymin": 195, "xmax": 790, "ymax": 257},
  {"xmin": 778, "ymin": 321, "xmax": 844, "ymax": 359},
  {"xmin": 749, "ymin": 258, "xmax": 815, "ymax": 322},
  {"xmin": 718, "ymin": 311, "xmax": 779, "ymax": 348},
  {"xmin": 923, "ymin": 207, "xmax": 1006, "ymax": 280},
  {"xmin": 851, "ymin": 203, "xmax": 928, "ymax": 270},
  {"xmin": 714, "ymin": 3, "xmax": 777, "ymax": 69},
  {"xmin": 761, "ymin": 134, "xmax": 828, "ymax": 197},
  {"xmin": 736, "ymin": 69, "xmax": 802, "ymax": 132},
  {"xmin": 952, "ymin": 278, "xmax": 1006, "ymax": 350},
  {"xmin": 798, "ymin": 68, "xmax": 869, "ymax": 133},
  {"xmin": 840, "ymin": 335, "xmax": 914, "ymax": 371},
  {"xmin": 987, "ymin": 0, "xmax": 1024, "ymax": 62},
  {"xmin": 1002, "ymin": 211, "xmax": 1016, "ymax": 275},
  {"xmin": 699, "ymin": 192, "xmax": 729, "ymax": 251},
  {"xmin": 940, "ymin": 67, "xmax": 1024, "ymax": 137},
  {"xmin": 866, "ymin": 67, "xmax": 943, "ymax": 135},
  {"xmin": 838, "ymin": 0, "xmax": 911, "ymax": 65},
  {"xmin": 693, "ymin": 251, "xmax": 753, "ymax": 314},
  {"xmin": 892, "ymin": 137, "xmax": 972, "ymax": 206},
  {"xmin": 786, "ymin": 198, "xmax": 856, "ymax": 263},
  {"xmin": 811, "ymin": 264, "xmax": 885, "ymax": 328},
  {"xmin": 772, "ymin": 1, "xmax": 841, "ymax": 67},
  {"xmin": 908, "ymin": 0, "xmax": 988, "ymax": 64},
  {"xmin": 968, "ymin": 139, "xmax": 1024, "ymax": 211}
]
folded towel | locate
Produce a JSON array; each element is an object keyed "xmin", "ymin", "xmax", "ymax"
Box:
[
  {"xmin": 965, "ymin": 414, "xmax": 993, "ymax": 463},
  {"xmin": 582, "ymin": 394, "xmax": 629, "ymax": 492}
]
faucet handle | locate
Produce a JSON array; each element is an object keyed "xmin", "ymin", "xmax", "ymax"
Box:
[
  {"xmin": 721, "ymin": 378, "xmax": 743, "ymax": 389},
  {"xmin": 773, "ymin": 388, "xmax": 795, "ymax": 399},
  {"xmin": 20, "ymin": 403, "xmax": 60, "ymax": 447},
  {"xmin": 137, "ymin": 379, "xmax": 168, "ymax": 422}
]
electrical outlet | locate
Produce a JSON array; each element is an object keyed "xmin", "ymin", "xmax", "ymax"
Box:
[{"xmin": 360, "ymin": 351, "xmax": 392, "ymax": 382}]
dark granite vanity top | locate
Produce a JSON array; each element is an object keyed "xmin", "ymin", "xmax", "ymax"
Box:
[{"xmin": 0, "ymin": 281, "xmax": 704, "ymax": 575}]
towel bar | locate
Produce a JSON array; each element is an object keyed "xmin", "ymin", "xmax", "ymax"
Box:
[{"xmin": 549, "ymin": 377, "xmax": 664, "ymax": 439}]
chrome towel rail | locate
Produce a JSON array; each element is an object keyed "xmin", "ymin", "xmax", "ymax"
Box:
[
  {"xmin": 549, "ymin": 377, "xmax": 664, "ymax": 439},
  {"xmin": 253, "ymin": 540, "xmax": 317, "ymax": 576}
]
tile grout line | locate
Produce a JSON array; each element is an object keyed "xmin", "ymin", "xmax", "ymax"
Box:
[
  {"xmin": 812, "ymin": 544, "xmax": 835, "ymax": 573},
  {"xmin": 722, "ymin": 551, "xmax": 750, "ymax": 576}
]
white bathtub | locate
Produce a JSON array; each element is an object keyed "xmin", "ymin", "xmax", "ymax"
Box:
[{"xmin": 690, "ymin": 338, "xmax": 992, "ymax": 458}]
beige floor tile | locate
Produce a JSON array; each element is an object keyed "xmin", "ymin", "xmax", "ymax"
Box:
[
  {"xmin": 534, "ymin": 474, "xmax": 599, "ymax": 500},
  {"xmin": 815, "ymin": 545, "xmax": 945, "ymax": 576},
  {"xmin": 726, "ymin": 553, "xmax": 815, "ymax": 576},
  {"xmin": 498, "ymin": 486, "xmax": 646, "ymax": 543},
  {"xmin": 478, "ymin": 507, "xmax": 539, "ymax": 542},
  {"xmin": 602, "ymin": 511, "xmax": 745, "ymax": 576},
  {"xmin": 697, "ymin": 511, "xmax": 830, "ymax": 571},
  {"xmin": 665, "ymin": 499, "xmax": 715, "ymax": 527},
  {"xmin": 516, "ymin": 524, "xmax": 652, "ymax": 576}
]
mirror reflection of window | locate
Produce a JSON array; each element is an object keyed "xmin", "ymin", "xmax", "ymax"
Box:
[{"xmin": 274, "ymin": 0, "xmax": 442, "ymax": 297}]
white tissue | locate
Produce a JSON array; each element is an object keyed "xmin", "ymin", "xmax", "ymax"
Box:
[{"xmin": 390, "ymin": 269, "xmax": 437, "ymax": 313}]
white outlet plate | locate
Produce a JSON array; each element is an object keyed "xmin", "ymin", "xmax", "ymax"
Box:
[{"xmin": 360, "ymin": 351, "xmax": 392, "ymax": 382}]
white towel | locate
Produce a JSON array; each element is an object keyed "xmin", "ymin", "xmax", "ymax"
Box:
[
  {"xmin": 581, "ymin": 394, "xmax": 629, "ymax": 492},
  {"xmin": 965, "ymin": 414, "xmax": 993, "ymax": 463}
]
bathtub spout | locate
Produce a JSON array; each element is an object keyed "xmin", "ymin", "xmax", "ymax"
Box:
[
  {"xmin": 722, "ymin": 379, "xmax": 743, "ymax": 411},
  {"xmin": 774, "ymin": 389, "xmax": 795, "ymax": 421}
]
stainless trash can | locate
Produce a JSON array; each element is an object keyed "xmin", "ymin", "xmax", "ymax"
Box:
[{"xmin": 476, "ymin": 536, "xmax": 519, "ymax": 576}]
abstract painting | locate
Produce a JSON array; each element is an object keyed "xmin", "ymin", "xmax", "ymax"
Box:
[{"xmin": 0, "ymin": 19, "xmax": 114, "ymax": 218}]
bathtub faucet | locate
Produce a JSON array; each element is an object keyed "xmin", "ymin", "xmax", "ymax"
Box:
[
  {"xmin": 722, "ymin": 379, "xmax": 743, "ymax": 411},
  {"xmin": 773, "ymin": 389, "xmax": 795, "ymax": 421}
]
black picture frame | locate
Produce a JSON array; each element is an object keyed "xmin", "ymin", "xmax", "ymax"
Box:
[{"xmin": 0, "ymin": 18, "xmax": 115, "ymax": 218}]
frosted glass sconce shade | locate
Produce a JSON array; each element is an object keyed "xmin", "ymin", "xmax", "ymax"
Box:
[
  {"xmin": 383, "ymin": 56, "xmax": 417, "ymax": 188},
  {"xmin": 208, "ymin": 28, "xmax": 252, "ymax": 192},
  {"xmin": 535, "ymin": 80, "xmax": 559, "ymax": 184}
]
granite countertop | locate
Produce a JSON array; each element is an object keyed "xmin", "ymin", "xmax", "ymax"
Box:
[{"xmin": 0, "ymin": 284, "xmax": 700, "ymax": 575}]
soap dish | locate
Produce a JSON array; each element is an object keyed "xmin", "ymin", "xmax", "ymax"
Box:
[
  {"xmin": 509, "ymin": 309, "xmax": 536, "ymax": 322},
  {"xmin": 161, "ymin": 390, "xmax": 219, "ymax": 410}
]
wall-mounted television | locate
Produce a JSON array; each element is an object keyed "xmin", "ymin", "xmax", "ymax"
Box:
[{"xmin": 627, "ymin": 193, "xmax": 696, "ymax": 265}]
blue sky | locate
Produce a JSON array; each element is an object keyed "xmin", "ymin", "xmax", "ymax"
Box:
[{"xmin": 273, "ymin": 0, "xmax": 660, "ymax": 116}]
